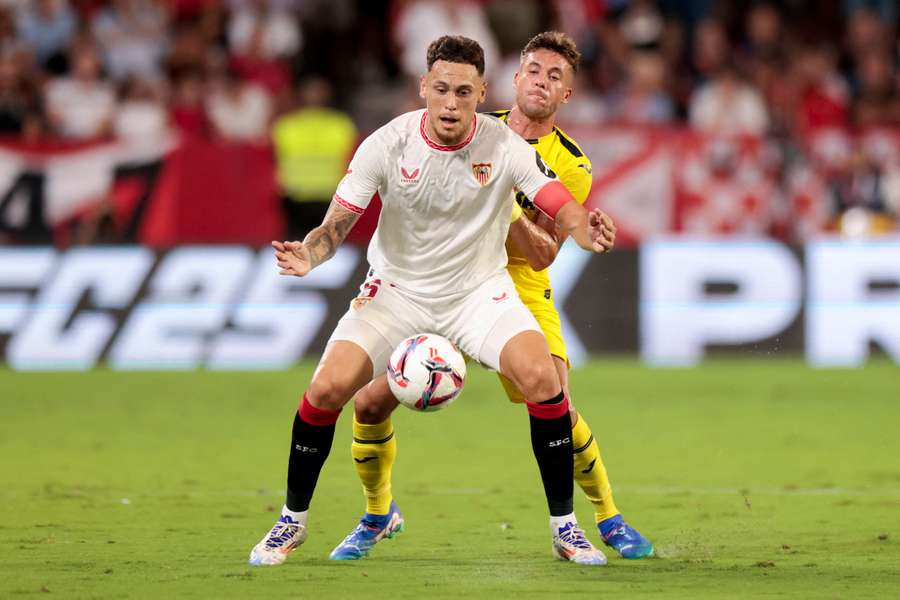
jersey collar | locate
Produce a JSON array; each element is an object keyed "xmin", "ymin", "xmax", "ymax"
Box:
[{"xmin": 420, "ymin": 111, "xmax": 477, "ymax": 151}]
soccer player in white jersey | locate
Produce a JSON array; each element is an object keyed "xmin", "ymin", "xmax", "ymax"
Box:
[
  {"xmin": 331, "ymin": 31, "xmax": 652, "ymax": 564},
  {"xmin": 249, "ymin": 35, "xmax": 615, "ymax": 567}
]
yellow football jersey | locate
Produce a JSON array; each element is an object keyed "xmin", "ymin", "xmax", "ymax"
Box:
[{"xmin": 487, "ymin": 110, "xmax": 593, "ymax": 298}]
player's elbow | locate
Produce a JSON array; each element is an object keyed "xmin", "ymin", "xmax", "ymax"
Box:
[{"xmin": 525, "ymin": 251, "xmax": 555, "ymax": 272}]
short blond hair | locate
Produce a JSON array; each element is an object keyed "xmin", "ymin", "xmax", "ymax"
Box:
[{"xmin": 521, "ymin": 31, "xmax": 581, "ymax": 74}]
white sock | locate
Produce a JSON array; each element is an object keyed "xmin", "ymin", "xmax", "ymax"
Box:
[
  {"xmin": 281, "ymin": 505, "xmax": 308, "ymax": 524},
  {"xmin": 550, "ymin": 512, "xmax": 577, "ymax": 532}
]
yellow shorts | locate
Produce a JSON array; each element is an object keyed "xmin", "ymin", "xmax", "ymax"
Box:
[{"xmin": 498, "ymin": 290, "xmax": 568, "ymax": 404}]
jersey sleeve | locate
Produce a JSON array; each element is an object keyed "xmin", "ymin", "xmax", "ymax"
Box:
[
  {"xmin": 332, "ymin": 130, "xmax": 386, "ymax": 213},
  {"xmin": 559, "ymin": 158, "xmax": 593, "ymax": 205},
  {"xmin": 507, "ymin": 134, "xmax": 575, "ymax": 219},
  {"xmin": 507, "ymin": 133, "xmax": 558, "ymax": 200}
]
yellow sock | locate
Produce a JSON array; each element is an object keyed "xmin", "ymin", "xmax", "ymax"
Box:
[
  {"xmin": 572, "ymin": 414, "xmax": 620, "ymax": 523},
  {"xmin": 351, "ymin": 417, "xmax": 397, "ymax": 515}
]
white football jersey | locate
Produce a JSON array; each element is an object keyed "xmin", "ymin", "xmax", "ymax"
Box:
[{"xmin": 334, "ymin": 109, "xmax": 558, "ymax": 296}]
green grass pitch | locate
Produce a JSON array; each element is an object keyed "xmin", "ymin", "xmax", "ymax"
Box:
[{"xmin": 1, "ymin": 359, "xmax": 898, "ymax": 598}]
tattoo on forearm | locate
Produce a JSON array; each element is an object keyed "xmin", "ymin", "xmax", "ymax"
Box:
[{"xmin": 303, "ymin": 204, "xmax": 360, "ymax": 269}]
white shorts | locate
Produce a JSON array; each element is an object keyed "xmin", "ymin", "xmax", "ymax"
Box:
[{"xmin": 328, "ymin": 268, "xmax": 542, "ymax": 374}]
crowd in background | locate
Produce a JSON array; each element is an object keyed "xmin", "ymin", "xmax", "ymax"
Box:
[{"xmin": 0, "ymin": 0, "xmax": 897, "ymax": 240}]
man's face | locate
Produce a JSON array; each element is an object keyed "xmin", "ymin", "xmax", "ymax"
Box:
[
  {"xmin": 420, "ymin": 60, "xmax": 486, "ymax": 145},
  {"xmin": 514, "ymin": 48, "xmax": 574, "ymax": 120}
]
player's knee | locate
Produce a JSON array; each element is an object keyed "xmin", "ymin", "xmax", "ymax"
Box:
[
  {"xmin": 306, "ymin": 375, "xmax": 353, "ymax": 411},
  {"xmin": 517, "ymin": 361, "xmax": 560, "ymax": 402},
  {"xmin": 354, "ymin": 389, "xmax": 393, "ymax": 424}
]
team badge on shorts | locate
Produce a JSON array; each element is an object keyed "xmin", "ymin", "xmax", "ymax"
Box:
[
  {"xmin": 351, "ymin": 296, "xmax": 373, "ymax": 311},
  {"xmin": 472, "ymin": 162, "xmax": 492, "ymax": 186}
]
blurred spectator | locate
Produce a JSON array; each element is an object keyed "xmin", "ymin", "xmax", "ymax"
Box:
[
  {"xmin": 228, "ymin": 14, "xmax": 292, "ymax": 100},
  {"xmin": 17, "ymin": 0, "xmax": 77, "ymax": 69},
  {"xmin": 272, "ymin": 77, "xmax": 356, "ymax": 238},
  {"xmin": 394, "ymin": 0, "xmax": 499, "ymax": 80},
  {"xmin": 44, "ymin": 41, "xmax": 116, "ymax": 139},
  {"xmin": 845, "ymin": 7, "xmax": 890, "ymax": 64},
  {"xmin": 113, "ymin": 76, "xmax": 167, "ymax": 140},
  {"xmin": 831, "ymin": 148, "xmax": 889, "ymax": 212},
  {"xmin": 0, "ymin": 1, "xmax": 894, "ymax": 244},
  {"xmin": 227, "ymin": 0, "xmax": 301, "ymax": 60},
  {"xmin": 0, "ymin": 52, "xmax": 42, "ymax": 138},
  {"xmin": 169, "ymin": 65, "xmax": 209, "ymax": 137},
  {"xmin": 605, "ymin": 50, "xmax": 674, "ymax": 125},
  {"xmin": 691, "ymin": 17, "xmax": 727, "ymax": 82},
  {"xmin": 558, "ymin": 69, "xmax": 606, "ymax": 124},
  {"xmin": 853, "ymin": 51, "xmax": 900, "ymax": 127},
  {"xmin": 0, "ymin": 6, "xmax": 24, "ymax": 58},
  {"xmin": 741, "ymin": 2, "xmax": 783, "ymax": 63},
  {"xmin": 793, "ymin": 44, "xmax": 850, "ymax": 138},
  {"xmin": 689, "ymin": 62, "xmax": 769, "ymax": 136},
  {"xmin": 91, "ymin": 0, "xmax": 169, "ymax": 82},
  {"xmin": 844, "ymin": 0, "xmax": 896, "ymax": 23},
  {"xmin": 487, "ymin": 52, "xmax": 520, "ymax": 108},
  {"xmin": 206, "ymin": 64, "xmax": 271, "ymax": 142},
  {"xmin": 832, "ymin": 147, "xmax": 898, "ymax": 236},
  {"xmin": 166, "ymin": 18, "xmax": 216, "ymax": 75},
  {"xmin": 619, "ymin": 0, "xmax": 665, "ymax": 50},
  {"xmin": 485, "ymin": 0, "xmax": 543, "ymax": 55}
]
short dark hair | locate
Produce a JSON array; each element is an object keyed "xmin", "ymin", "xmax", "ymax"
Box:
[
  {"xmin": 426, "ymin": 35, "xmax": 485, "ymax": 76},
  {"xmin": 521, "ymin": 31, "xmax": 581, "ymax": 74}
]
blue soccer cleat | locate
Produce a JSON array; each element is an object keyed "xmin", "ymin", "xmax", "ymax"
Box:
[
  {"xmin": 329, "ymin": 501, "xmax": 405, "ymax": 560},
  {"xmin": 598, "ymin": 515, "xmax": 654, "ymax": 559}
]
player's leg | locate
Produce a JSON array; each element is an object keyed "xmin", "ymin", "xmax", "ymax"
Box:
[
  {"xmin": 450, "ymin": 273, "xmax": 605, "ymax": 565},
  {"xmin": 552, "ymin": 359, "xmax": 654, "ymax": 558},
  {"xmin": 325, "ymin": 274, "xmax": 427, "ymax": 560},
  {"xmin": 330, "ymin": 376, "xmax": 404, "ymax": 560},
  {"xmin": 249, "ymin": 339, "xmax": 374, "ymax": 566},
  {"xmin": 496, "ymin": 331, "xmax": 603, "ymax": 565}
]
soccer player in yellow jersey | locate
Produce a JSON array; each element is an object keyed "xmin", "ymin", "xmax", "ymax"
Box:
[{"xmin": 332, "ymin": 31, "xmax": 653, "ymax": 561}]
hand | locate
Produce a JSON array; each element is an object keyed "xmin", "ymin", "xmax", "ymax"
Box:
[
  {"xmin": 272, "ymin": 240, "xmax": 312, "ymax": 277},
  {"xmin": 588, "ymin": 209, "xmax": 616, "ymax": 254}
]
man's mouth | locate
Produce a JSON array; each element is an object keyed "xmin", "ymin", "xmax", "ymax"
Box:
[{"xmin": 439, "ymin": 116, "xmax": 459, "ymax": 126}]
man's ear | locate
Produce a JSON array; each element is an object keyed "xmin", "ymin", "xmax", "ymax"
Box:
[
  {"xmin": 561, "ymin": 86, "xmax": 573, "ymax": 104},
  {"xmin": 419, "ymin": 75, "xmax": 427, "ymax": 99}
]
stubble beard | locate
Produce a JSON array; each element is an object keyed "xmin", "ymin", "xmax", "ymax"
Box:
[{"xmin": 518, "ymin": 97, "xmax": 556, "ymax": 121}]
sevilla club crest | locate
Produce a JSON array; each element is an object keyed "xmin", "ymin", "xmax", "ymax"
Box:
[{"xmin": 472, "ymin": 162, "xmax": 492, "ymax": 186}]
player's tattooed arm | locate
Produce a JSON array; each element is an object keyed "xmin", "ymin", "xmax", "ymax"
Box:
[
  {"xmin": 303, "ymin": 202, "xmax": 360, "ymax": 268},
  {"xmin": 507, "ymin": 212, "xmax": 562, "ymax": 271},
  {"xmin": 272, "ymin": 201, "xmax": 361, "ymax": 277}
]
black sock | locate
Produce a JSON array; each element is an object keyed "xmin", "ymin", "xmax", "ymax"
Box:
[
  {"xmin": 285, "ymin": 411, "xmax": 336, "ymax": 512},
  {"xmin": 528, "ymin": 390, "xmax": 574, "ymax": 517}
]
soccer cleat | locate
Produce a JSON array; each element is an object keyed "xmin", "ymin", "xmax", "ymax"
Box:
[
  {"xmin": 599, "ymin": 516, "xmax": 654, "ymax": 559},
  {"xmin": 329, "ymin": 501, "xmax": 405, "ymax": 560},
  {"xmin": 248, "ymin": 513, "xmax": 308, "ymax": 566},
  {"xmin": 551, "ymin": 521, "xmax": 608, "ymax": 565}
]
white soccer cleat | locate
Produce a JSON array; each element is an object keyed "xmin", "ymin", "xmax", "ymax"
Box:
[
  {"xmin": 551, "ymin": 521, "xmax": 608, "ymax": 566},
  {"xmin": 248, "ymin": 513, "xmax": 308, "ymax": 566}
]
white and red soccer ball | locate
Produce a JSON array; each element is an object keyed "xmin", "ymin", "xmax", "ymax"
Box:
[{"xmin": 387, "ymin": 334, "xmax": 466, "ymax": 412}]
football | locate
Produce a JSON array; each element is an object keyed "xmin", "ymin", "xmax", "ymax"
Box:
[{"xmin": 387, "ymin": 334, "xmax": 466, "ymax": 412}]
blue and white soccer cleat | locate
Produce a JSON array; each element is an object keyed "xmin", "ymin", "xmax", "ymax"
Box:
[
  {"xmin": 599, "ymin": 515, "xmax": 654, "ymax": 559},
  {"xmin": 248, "ymin": 513, "xmax": 308, "ymax": 566},
  {"xmin": 329, "ymin": 501, "xmax": 405, "ymax": 560},
  {"xmin": 551, "ymin": 521, "xmax": 608, "ymax": 565}
]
